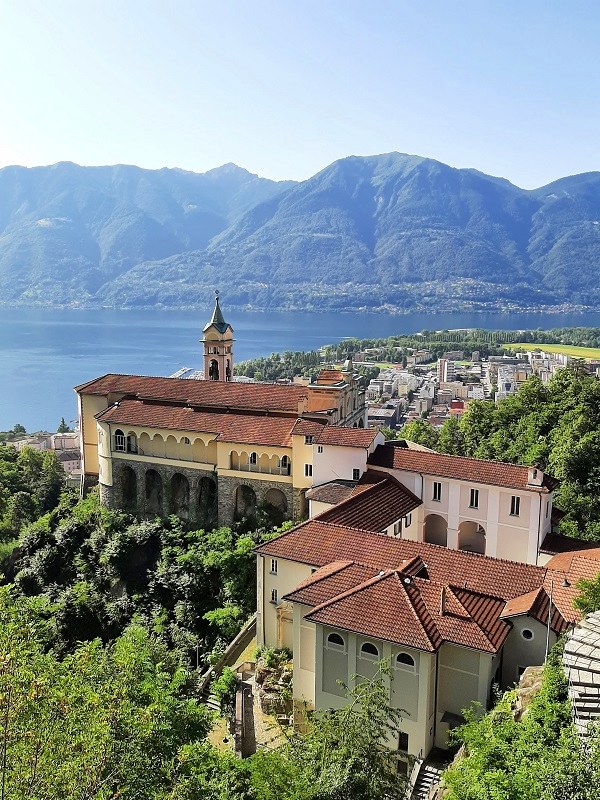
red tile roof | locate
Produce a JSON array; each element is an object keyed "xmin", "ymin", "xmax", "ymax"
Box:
[
  {"xmin": 305, "ymin": 481, "xmax": 357, "ymax": 506},
  {"xmin": 256, "ymin": 520, "xmax": 545, "ymax": 601},
  {"xmin": 96, "ymin": 399, "xmax": 298, "ymax": 447},
  {"xmin": 368, "ymin": 444, "xmax": 558, "ymax": 493},
  {"xmin": 501, "ymin": 587, "xmax": 569, "ymax": 634},
  {"xmin": 291, "ymin": 419, "xmax": 328, "ymax": 438},
  {"xmin": 315, "ymin": 473, "xmax": 421, "ymax": 532},
  {"xmin": 76, "ymin": 373, "xmax": 312, "ymax": 413},
  {"xmin": 317, "ymin": 427, "xmax": 379, "ymax": 448},
  {"xmin": 284, "ymin": 561, "xmax": 377, "ymax": 607}
]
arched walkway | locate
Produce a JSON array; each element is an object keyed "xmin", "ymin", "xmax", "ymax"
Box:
[
  {"xmin": 235, "ymin": 484, "xmax": 257, "ymax": 520},
  {"xmin": 170, "ymin": 473, "xmax": 190, "ymax": 519},
  {"xmin": 145, "ymin": 469, "xmax": 163, "ymax": 517},
  {"xmin": 120, "ymin": 465, "xmax": 137, "ymax": 512},
  {"xmin": 423, "ymin": 513, "xmax": 448, "ymax": 547},
  {"xmin": 198, "ymin": 476, "xmax": 218, "ymax": 530},
  {"xmin": 458, "ymin": 521, "xmax": 486, "ymax": 554}
]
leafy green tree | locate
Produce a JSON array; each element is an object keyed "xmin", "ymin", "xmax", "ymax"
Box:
[
  {"xmin": 398, "ymin": 418, "xmax": 439, "ymax": 450},
  {"xmin": 249, "ymin": 664, "xmax": 407, "ymax": 800},
  {"xmin": 57, "ymin": 417, "xmax": 72, "ymax": 433},
  {"xmin": 437, "ymin": 416, "xmax": 465, "ymax": 455},
  {"xmin": 574, "ymin": 572, "xmax": 600, "ymax": 614}
]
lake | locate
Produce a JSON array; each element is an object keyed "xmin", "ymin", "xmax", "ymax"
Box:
[{"xmin": 2, "ymin": 306, "xmax": 600, "ymax": 432}]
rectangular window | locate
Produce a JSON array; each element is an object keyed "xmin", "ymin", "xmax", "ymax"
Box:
[
  {"xmin": 398, "ymin": 732, "xmax": 409, "ymax": 752},
  {"xmin": 317, "ymin": 445, "xmax": 324, "ymax": 453},
  {"xmin": 352, "ymin": 468, "xmax": 361, "ymax": 481},
  {"xmin": 270, "ymin": 559, "xmax": 278, "ymax": 575},
  {"xmin": 433, "ymin": 481, "xmax": 442, "ymax": 502},
  {"xmin": 304, "ymin": 464, "xmax": 313, "ymax": 477},
  {"xmin": 304, "ymin": 435, "xmax": 314, "ymax": 445},
  {"xmin": 270, "ymin": 588, "xmax": 278, "ymax": 603},
  {"xmin": 510, "ymin": 495, "xmax": 521, "ymax": 516},
  {"xmin": 405, "ymin": 513, "xmax": 412, "ymax": 528},
  {"xmin": 469, "ymin": 488, "xmax": 479, "ymax": 509}
]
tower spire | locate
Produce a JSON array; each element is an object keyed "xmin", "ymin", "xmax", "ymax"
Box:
[{"xmin": 201, "ymin": 290, "xmax": 234, "ymax": 381}]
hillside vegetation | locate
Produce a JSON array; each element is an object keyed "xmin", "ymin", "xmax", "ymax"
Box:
[{"xmin": 1, "ymin": 155, "xmax": 600, "ymax": 311}]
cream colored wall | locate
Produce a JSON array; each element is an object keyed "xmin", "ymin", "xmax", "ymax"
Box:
[
  {"xmin": 495, "ymin": 525, "xmax": 529, "ymax": 563},
  {"xmin": 80, "ymin": 394, "xmax": 109, "ymax": 475},
  {"xmin": 501, "ymin": 617, "xmax": 555, "ymax": 688},
  {"xmin": 313, "ymin": 626, "xmax": 434, "ymax": 758},
  {"xmin": 260, "ymin": 556, "xmax": 313, "ymax": 650},
  {"xmin": 309, "ymin": 499, "xmax": 335, "ymax": 518},
  {"xmin": 291, "ymin": 435, "xmax": 316, "ymax": 490},
  {"xmin": 313, "ymin": 445, "xmax": 368, "ymax": 486},
  {"xmin": 293, "ymin": 603, "xmax": 316, "ymax": 707},
  {"xmin": 435, "ymin": 644, "xmax": 493, "ymax": 749}
]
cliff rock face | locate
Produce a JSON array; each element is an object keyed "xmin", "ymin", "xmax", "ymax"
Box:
[{"xmin": 1, "ymin": 155, "xmax": 599, "ymax": 311}]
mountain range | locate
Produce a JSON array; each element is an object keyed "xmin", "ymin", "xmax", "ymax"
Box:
[{"xmin": 1, "ymin": 154, "xmax": 599, "ymax": 312}]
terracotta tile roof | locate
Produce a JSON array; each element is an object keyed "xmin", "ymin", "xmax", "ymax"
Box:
[
  {"xmin": 544, "ymin": 547, "xmax": 600, "ymax": 573},
  {"xmin": 305, "ymin": 571, "xmax": 443, "ymax": 652},
  {"xmin": 76, "ymin": 373, "xmax": 310, "ymax": 413},
  {"xmin": 256, "ymin": 520, "xmax": 545, "ymax": 601},
  {"xmin": 291, "ymin": 419, "xmax": 328, "ymax": 438},
  {"xmin": 284, "ymin": 561, "xmax": 377, "ymax": 607},
  {"xmin": 96, "ymin": 399, "xmax": 298, "ymax": 447},
  {"xmin": 305, "ymin": 481, "xmax": 357, "ymax": 506},
  {"xmin": 368, "ymin": 444, "xmax": 558, "ymax": 493},
  {"xmin": 315, "ymin": 473, "xmax": 421, "ymax": 532},
  {"xmin": 501, "ymin": 587, "xmax": 569, "ymax": 634},
  {"xmin": 314, "ymin": 369, "xmax": 345, "ymax": 385},
  {"xmin": 302, "ymin": 569, "xmax": 511, "ymax": 654}
]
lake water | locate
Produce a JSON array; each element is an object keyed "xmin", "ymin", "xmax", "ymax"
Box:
[{"xmin": 2, "ymin": 306, "xmax": 600, "ymax": 432}]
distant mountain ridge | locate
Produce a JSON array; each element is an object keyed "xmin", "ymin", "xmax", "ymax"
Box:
[{"xmin": 1, "ymin": 154, "xmax": 599, "ymax": 312}]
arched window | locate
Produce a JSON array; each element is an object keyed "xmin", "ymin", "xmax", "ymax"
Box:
[
  {"xmin": 326, "ymin": 632, "xmax": 345, "ymax": 650},
  {"xmin": 279, "ymin": 455, "xmax": 290, "ymax": 474},
  {"xmin": 126, "ymin": 432, "xmax": 137, "ymax": 453},
  {"xmin": 360, "ymin": 642, "xmax": 379, "ymax": 658},
  {"xmin": 396, "ymin": 652, "xmax": 415, "ymax": 670},
  {"xmin": 114, "ymin": 429, "xmax": 126, "ymax": 452},
  {"xmin": 182, "ymin": 436, "xmax": 191, "ymax": 445},
  {"xmin": 249, "ymin": 452, "xmax": 258, "ymax": 466}
]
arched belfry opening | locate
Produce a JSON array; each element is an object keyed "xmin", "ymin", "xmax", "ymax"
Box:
[{"xmin": 202, "ymin": 290, "xmax": 234, "ymax": 382}]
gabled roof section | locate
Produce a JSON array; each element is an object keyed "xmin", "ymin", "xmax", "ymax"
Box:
[
  {"xmin": 305, "ymin": 480, "xmax": 358, "ymax": 506},
  {"xmin": 291, "ymin": 418, "xmax": 328, "ymax": 438},
  {"xmin": 315, "ymin": 472, "xmax": 421, "ymax": 532},
  {"xmin": 316, "ymin": 426, "xmax": 379, "ymax": 448},
  {"xmin": 368, "ymin": 444, "xmax": 558, "ymax": 493},
  {"xmin": 283, "ymin": 561, "xmax": 377, "ymax": 607},
  {"xmin": 75, "ymin": 373, "xmax": 310, "ymax": 413},
  {"xmin": 256, "ymin": 519, "xmax": 545, "ymax": 601},
  {"xmin": 501, "ymin": 586, "xmax": 569, "ymax": 634},
  {"xmin": 96, "ymin": 399, "xmax": 298, "ymax": 447},
  {"xmin": 305, "ymin": 571, "xmax": 443, "ymax": 652}
]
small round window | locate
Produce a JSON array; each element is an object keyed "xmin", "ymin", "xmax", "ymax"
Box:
[
  {"xmin": 521, "ymin": 628, "xmax": 534, "ymax": 641},
  {"xmin": 360, "ymin": 642, "xmax": 379, "ymax": 658}
]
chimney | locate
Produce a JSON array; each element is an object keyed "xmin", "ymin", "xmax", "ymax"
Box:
[{"xmin": 527, "ymin": 466, "xmax": 544, "ymax": 487}]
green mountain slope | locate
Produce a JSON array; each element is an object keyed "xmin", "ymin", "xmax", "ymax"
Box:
[{"xmin": 1, "ymin": 155, "xmax": 599, "ymax": 310}]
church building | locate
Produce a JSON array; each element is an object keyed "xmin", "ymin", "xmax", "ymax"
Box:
[{"xmin": 75, "ymin": 294, "xmax": 366, "ymax": 526}]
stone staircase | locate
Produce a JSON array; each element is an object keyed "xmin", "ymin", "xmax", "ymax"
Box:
[{"xmin": 410, "ymin": 753, "xmax": 446, "ymax": 800}]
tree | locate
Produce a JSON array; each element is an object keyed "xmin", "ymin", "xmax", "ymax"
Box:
[
  {"xmin": 574, "ymin": 572, "xmax": 600, "ymax": 614},
  {"xmin": 57, "ymin": 417, "xmax": 72, "ymax": 433},
  {"xmin": 249, "ymin": 664, "xmax": 407, "ymax": 800},
  {"xmin": 437, "ymin": 416, "xmax": 465, "ymax": 455},
  {"xmin": 0, "ymin": 587, "xmax": 212, "ymax": 799},
  {"xmin": 398, "ymin": 418, "xmax": 439, "ymax": 450}
]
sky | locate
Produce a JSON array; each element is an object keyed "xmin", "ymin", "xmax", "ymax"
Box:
[{"xmin": 0, "ymin": 1, "xmax": 598, "ymax": 188}]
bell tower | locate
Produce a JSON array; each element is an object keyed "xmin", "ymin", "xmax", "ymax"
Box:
[{"xmin": 202, "ymin": 290, "xmax": 234, "ymax": 381}]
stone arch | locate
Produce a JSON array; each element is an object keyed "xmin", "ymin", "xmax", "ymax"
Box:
[
  {"xmin": 150, "ymin": 433, "xmax": 165, "ymax": 457},
  {"xmin": 208, "ymin": 359, "xmax": 219, "ymax": 380},
  {"xmin": 235, "ymin": 484, "xmax": 257, "ymax": 520},
  {"xmin": 264, "ymin": 487, "xmax": 287, "ymax": 525},
  {"xmin": 198, "ymin": 476, "xmax": 217, "ymax": 530},
  {"xmin": 145, "ymin": 469, "xmax": 163, "ymax": 517},
  {"xmin": 139, "ymin": 432, "xmax": 152, "ymax": 456},
  {"xmin": 120, "ymin": 465, "xmax": 137, "ymax": 512},
  {"xmin": 125, "ymin": 430, "xmax": 138, "ymax": 453},
  {"xmin": 166, "ymin": 435, "xmax": 178, "ymax": 460},
  {"xmin": 423, "ymin": 513, "xmax": 448, "ymax": 547},
  {"xmin": 170, "ymin": 473, "xmax": 190, "ymax": 519},
  {"xmin": 458, "ymin": 520, "xmax": 486, "ymax": 554}
]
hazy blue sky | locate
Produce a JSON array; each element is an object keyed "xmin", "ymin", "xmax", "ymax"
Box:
[{"xmin": 0, "ymin": 1, "xmax": 597, "ymax": 187}]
